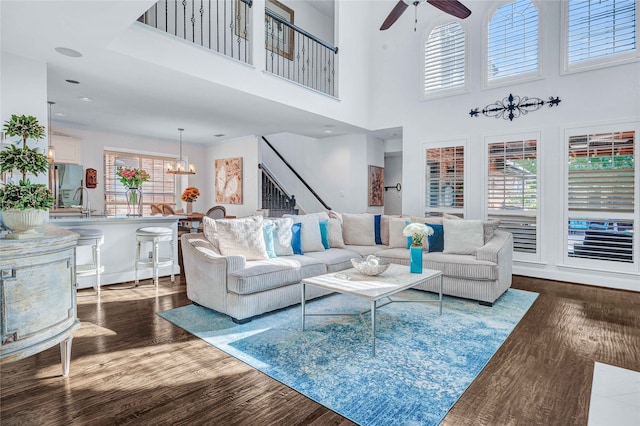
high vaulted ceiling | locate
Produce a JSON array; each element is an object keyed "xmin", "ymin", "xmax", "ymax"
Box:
[{"xmin": 2, "ymin": 0, "xmax": 399, "ymax": 146}]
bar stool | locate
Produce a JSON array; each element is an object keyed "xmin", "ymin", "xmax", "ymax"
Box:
[
  {"xmin": 135, "ymin": 227, "xmax": 175, "ymax": 287},
  {"xmin": 73, "ymin": 228, "xmax": 105, "ymax": 294}
]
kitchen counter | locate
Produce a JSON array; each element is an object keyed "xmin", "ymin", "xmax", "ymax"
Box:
[{"xmin": 50, "ymin": 215, "xmax": 185, "ymax": 288}]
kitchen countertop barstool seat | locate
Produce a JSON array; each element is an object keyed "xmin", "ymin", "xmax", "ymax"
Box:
[
  {"xmin": 73, "ymin": 228, "xmax": 105, "ymax": 295},
  {"xmin": 135, "ymin": 226, "xmax": 175, "ymax": 287}
]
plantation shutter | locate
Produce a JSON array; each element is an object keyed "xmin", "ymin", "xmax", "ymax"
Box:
[
  {"xmin": 567, "ymin": 131, "xmax": 635, "ymax": 264},
  {"xmin": 567, "ymin": 0, "xmax": 636, "ymax": 65},
  {"xmin": 487, "ymin": 140, "xmax": 538, "ymax": 254},
  {"xmin": 425, "ymin": 146, "xmax": 464, "ymax": 211},
  {"xmin": 487, "ymin": 0, "xmax": 538, "ymax": 81},
  {"xmin": 424, "ymin": 22, "xmax": 465, "ymax": 93},
  {"xmin": 104, "ymin": 150, "xmax": 176, "ymax": 216}
]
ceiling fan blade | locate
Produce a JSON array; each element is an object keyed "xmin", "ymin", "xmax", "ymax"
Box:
[
  {"xmin": 427, "ymin": 0, "xmax": 471, "ymax": 19},
  {"xmin": 380, "ymin": 0, "xmax": 410, "ymax": 30}
]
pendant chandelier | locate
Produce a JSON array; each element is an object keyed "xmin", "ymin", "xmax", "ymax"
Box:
[
  {"xmin": 47, "ymin": 101, "xmax": 56, "ymax": 164},
  {"xmin": 166, "ymin": 128, "xmax": 195, "ymax": 175}
]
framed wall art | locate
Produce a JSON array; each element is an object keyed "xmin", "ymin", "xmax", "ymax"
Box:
[
  {"xmin": 215, "ymin": 157, "xmax": 243, "ymax": 204},
  {"xmin": 265, "ymin": 0, "xmax": 294, "ymax": 60},
  {"xmin": 368, "ymin": 165, "xmax": 384, "ymax": 206}
]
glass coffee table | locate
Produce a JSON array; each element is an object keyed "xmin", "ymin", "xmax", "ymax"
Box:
[{"xmin": 301, "ymin": 263, "xmax": 443, "ymax": 357}]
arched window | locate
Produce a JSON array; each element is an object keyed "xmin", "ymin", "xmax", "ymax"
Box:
[
  {"xmin": 564, "ymin": 0, "xmax": 637, "ymax": 71},
  {"xmin": 423, "ymin": 21, "xmax": 466, "ymax": 97},
  {"xmin": 486, "ymin": 0, "xmax": 539, "ymax": 83}
]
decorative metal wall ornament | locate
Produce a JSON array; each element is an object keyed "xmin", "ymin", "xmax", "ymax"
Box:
[{"xmin": 470, "ymin": 93, "xmax": 561, "ymax": 121}]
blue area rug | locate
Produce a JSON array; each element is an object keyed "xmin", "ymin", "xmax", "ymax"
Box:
[{"xmin": 158, "ymin": 289, "xmax": 537, "ymax": 425}]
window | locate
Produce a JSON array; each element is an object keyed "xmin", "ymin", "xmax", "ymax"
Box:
[
  {"xmin": 487, "ymin": 139, "xmax": 538, "ymax": 255},
  {"xmin": 104, "ymin": 150, "xmax": 176, "ymax": 216},
  {"xmin": 566, "ymin": 130, "xmax": 635, "ymax": 264},
  {"xmin": 565, "ymin": 0, "xmax": 637, "ymax": 70},
  {"xmin": 425, "ymin": 145, "xmax": 464, "ymax": 215},
  {"xmin": 423, "ymin": 21, "xmax": 466, "ymax": 96},
  {"xmin": 486, "ymin": 0, "xmax": 539, "ymax": 83}
]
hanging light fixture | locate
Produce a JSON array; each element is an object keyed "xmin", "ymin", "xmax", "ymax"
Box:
[
  {"xmin": 47, "ymin": 101, "xmax": 56, "ymax": 164},
  {"xmin": 166, "ymin": 128, "xmax": 195, "ymax": 175}
]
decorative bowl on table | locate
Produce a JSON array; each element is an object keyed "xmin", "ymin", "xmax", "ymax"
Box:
[{"xmin": 351, "ymin": 255, "xmax": 390, "ymax": 276}]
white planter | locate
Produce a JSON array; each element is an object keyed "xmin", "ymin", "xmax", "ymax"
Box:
[{"xmin": 2, "ymin": 208, "xmax": 47, "ymax": 232}]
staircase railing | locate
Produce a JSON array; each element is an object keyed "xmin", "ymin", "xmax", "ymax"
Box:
[
  {"xmin": 139, "ymin": 0, "xmax": 253, "ymax": 64},
  {"xmin": 265, "ymin": 9, "xmax": 338, "ymax": 97},
  {"xmin": 259, "ymin": 163, "xmax": 297, "ymax": 217},
  {"xmin": 261, "ymin": 136, "xmax": 331, "ymax": 211}
]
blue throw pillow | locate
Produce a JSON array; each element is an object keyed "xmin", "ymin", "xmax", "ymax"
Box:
[
  {"xmin": 319, "ymin": 219, "xmax": 330, "ymax": 249},
  {"xmin": 291, "ymin": 222, "xmax": 304, "ymax": 255},
  {"xmin": 406, "ymin": 220, "xmax": 412, "ymax": 249},
  {"xmin": 374, "ymin": 215, "xmax": 382, "ymax": 245},
  {"xmin": 427, "ymin": 224, "xmax": 444, "ymax": 252},
  {"xmin": 263, "ymin": 222, "xmax": 277, "ymax": 258}
]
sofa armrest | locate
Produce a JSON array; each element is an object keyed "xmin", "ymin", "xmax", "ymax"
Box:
[
  {"xmin": 476, "ymin": 230, "xmax": 512, "ymax": 263},
  {"xmin": 181, "ymin": 233, "xmax": 246, "ymax": 314}
]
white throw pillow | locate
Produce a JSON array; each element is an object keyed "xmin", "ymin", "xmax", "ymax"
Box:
[
  {"xmin": 202, "ymin": 216, "xmax": 220, "ymax": 253},
  {"xmin": 327, "ymin": 218, "xmax": 345, "ymax": 248},
  {"xmin": 264, "ymin": 217, "xmax": 294, "ymax": 256},
  {"xmin": 443, "ymin": 218, "xmax": 484, "ymax": 255},
  {"xmin": 215, "ymin": 215, "xmax": 269, "ymax": 260},
  {"xmin": 388, "ymin": 217, "xmax": 410, "ymax": 249},
  {"xmin": 283, "ymin": 213, "xmax": 326, "ymax": 253},
  {"xmin": 342, "ymin": 213, "xmax": 376, "ymax": 246}
]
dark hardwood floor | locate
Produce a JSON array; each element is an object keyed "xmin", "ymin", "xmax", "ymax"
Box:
[{"xmin": 1, "ymin": 275, "xmax": 639, "ymax": 425}]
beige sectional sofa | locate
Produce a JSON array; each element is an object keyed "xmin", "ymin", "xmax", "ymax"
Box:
[{"xmin": 181, "ymin": 213, "xmax": 513, "ymax": 323}]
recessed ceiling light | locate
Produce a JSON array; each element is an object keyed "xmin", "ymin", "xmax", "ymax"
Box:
[
  {"xmin": 54, "ymin": 112, "xmax": 66, "ymax": 117},
  {"xmin": 78, "ymin": 96, "xmax": 93, "ymax": 102},
  {"xmin": 55, "ymin": 47, "xmax": 83, "ymax": 58},
  {"xmin": 324, "ymin": 130, "xmax": 333, "ymax": 134},
  {"xmin": 65, "ymin": 79, "xmax": 80, "ymax": 84}
]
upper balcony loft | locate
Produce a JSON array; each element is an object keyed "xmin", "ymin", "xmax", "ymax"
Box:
[{"xmin": 138, "ymin": 0, "xmax": 339, "ymax": 98}]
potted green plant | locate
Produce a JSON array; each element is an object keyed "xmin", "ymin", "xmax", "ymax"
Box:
[{"xmin": 1, "ymin": 114, "xmax": 54, "ymax": 236}]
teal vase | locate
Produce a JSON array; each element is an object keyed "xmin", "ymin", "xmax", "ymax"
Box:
[{"xmin": 410, "ymin": 246, "xmax": 423, "ymax": 273}]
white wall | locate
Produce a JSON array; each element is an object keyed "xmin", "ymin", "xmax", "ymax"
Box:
[
  {"xmin": 53, "ymin": 126, "xmax": 208, "ymax": 215},
  {"xmin": 261, "ymin": 132, "xmax": 384, "ymax": 214},
  {"xmin": 1, "ymin": 52, "xmax": 49, "ymax": 185},
  {"xmin": 206, "ymin": 135, "xmax": 261, "ymax": 217},
  {"xmin": 368, "ymin": 0, "xmax": 640, "ymax": 291}
]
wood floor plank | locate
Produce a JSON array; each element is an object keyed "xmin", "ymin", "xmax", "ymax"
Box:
[{"xmin": 2, "ymin": 275, "xmax": 639, "ymax": 425}]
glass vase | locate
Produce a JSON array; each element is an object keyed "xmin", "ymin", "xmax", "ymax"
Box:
[
  {"xmin": 186, "ymin": 201, "xmax": 193, "ymax": 215},
  {"xmin": 126, "ymin": 187, "xmax": 143, "ymax": 216},
  {"xmin": 410, "ymin": 245, "xmax": 423, "ymax": 274}
]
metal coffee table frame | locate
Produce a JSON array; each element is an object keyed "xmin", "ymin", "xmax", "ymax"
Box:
[{"xmin": 301, "ymin": 264, "xmax": 443, "ymax": 357}]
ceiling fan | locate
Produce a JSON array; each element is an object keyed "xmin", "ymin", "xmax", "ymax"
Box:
[{"xmin": 380, "ymin": 0, "xmax": 471, "ymax": 31}]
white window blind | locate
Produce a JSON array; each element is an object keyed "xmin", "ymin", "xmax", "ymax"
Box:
[
  {"xmin": 104, "ymin": 151, "xmax": 176, "ymax": 216},
  {"xmin": 567, "ymin": 131, "xmax": 635, "ymax": 264},
  {"xmin": 567, "ymin": 0, "xmax": 636, "ymax": 65},
  {"xmin": 424, "ymin": 22, "xmax": 465, "ymax": 94},
  {"xmin": 425, "ymin": 146, "xmax": 464, "ymax": 211},
  {"xmin": 487, "ymin": 0, "xmax": 538, "ymax": 81},
  {"xmin": 487, "ymin": 140, "xmax": 538, "ymax": 254}
]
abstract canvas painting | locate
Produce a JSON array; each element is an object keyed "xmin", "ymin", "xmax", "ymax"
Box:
[
  {"xmin": 215, "ymin": 157, "xmax": 243, "ymax": 204},
  {"xmin": 368, "ymin": 165, "xmax": 384, "ymax": 206}
]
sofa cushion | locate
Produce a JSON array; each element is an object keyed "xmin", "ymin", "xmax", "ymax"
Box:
[
  {"xmin": 375, "ymin": 248, "xmax": 499, "ymax": 281},
  {"xmin": 388, "ymin": 217, "xmax": 410, "ymax": 249},
  {"xmin": 443, "ymin": 218, "xmax": 484, "ymax": 255},
  {"xmin": 227, "ymin": 255, "xmax": 327, "ymax": 295},
  {"xmin": 284, "ymin": 213, "xmax": 327, "ymax": 253},
  {"xmin": 319, "ymin": 219, "xmax": 330, "ymax": 249},
  {"xmin": 202, "ymin": 216, "xmax": 220, "ymax": 253},
  {"xmin": 327, "ymin": 218, "xmax": 345, "ymax": 248},
  {"xmin": 262, "ymin": 221, "xmax": 277, "ymax": 258},
  {"xmin": 264, "ymin": 217, "xmax": 294, "ymax": 256},
  {"xmin": 291, "ymin": 222, "xmax": 303, "ymax": 255},
  {"xmin": 427, "ymin": 224, "xmax": 445, "ymax": 252},
  {"xmin": 342, "ymin": 213, "xmax": 376, "ymax": 246},
  {"xmin": 484, "ymin": 219, "xmax": 501, "ymax": 243},
  {"xmin": 345, "ymin": 244, "xmax": 387, "ymax": 257},
  {"xmin": 215, "ymin": 215, "xmax": 269, "ymax": 260},
  {"xmin": 305, "ymin": 248, "xmax": 362, "ymax": 272}
]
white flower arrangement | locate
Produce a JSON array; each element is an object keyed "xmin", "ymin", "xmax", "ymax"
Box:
[{"xmin": 402, "ymin": 222, "xmax": 434, "ymax": 247}]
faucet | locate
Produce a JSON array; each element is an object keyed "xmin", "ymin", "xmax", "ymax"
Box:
[{"xmin": 73, "ymin": 186, "xmax": 91, "ymax": 218}]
